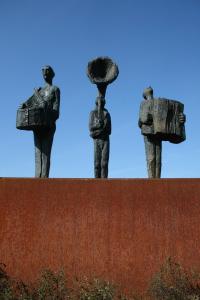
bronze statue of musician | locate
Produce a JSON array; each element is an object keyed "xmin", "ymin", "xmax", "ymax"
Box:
[
  {"xmin": 18, "ymin": 66, "xmax": 60, "ymax": 178},
  {"xmin": 89, "ymin": 96, "xmax": 111, "ymax": 178},
  {"xmin": 138, "ymin": 87, "xmax": 186, "ymax": 178},
  {"xmin": 87, "ymin": 56, "xmax": 118, "ymax": 178}
]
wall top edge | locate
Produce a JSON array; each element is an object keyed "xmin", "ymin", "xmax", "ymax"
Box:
[{"xmin": 0, "ymin": 177, "xmax": 200, "ymax": 182}]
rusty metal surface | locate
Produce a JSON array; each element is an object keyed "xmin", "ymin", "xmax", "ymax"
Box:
[{"xmin": 0, "ymin": 178, "xmax": 200, "ymax": 292}]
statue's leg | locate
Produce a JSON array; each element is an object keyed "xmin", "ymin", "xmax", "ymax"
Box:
[
  {"xmin": 144, "ymin": 136, "xmax": 156, "ymax": 178},
  {"xmin": 155, "ymin": 139, "xmax": 162, "ymax": 178},
  {"xmin": 94, "ymin": 139, "xmax": 101, "ymax": 178},
  {"xmin": 33, "ymin": 130, "xmax": 42, "ymax": 178},
  {"xmin": 101, "ymin": 138, "xmax": 109, "ymax": 178},
  {"xmin": 41, "ymin": 126, "xmax": 56, "ymax": 178}
]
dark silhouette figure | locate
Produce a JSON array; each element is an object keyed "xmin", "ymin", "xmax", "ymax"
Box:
[
  {"xmin": 138, "ymin": 87, "xmax": 186, "ymax": 178},
  {"xmin": 138, "ymin": 87, "xmax": 162, "ymax": 178},
  {"xmin": 19, "ymin": 66, "xmax": 60, "ymax": 177},
  {"xmin": 87, "ymin": 56, "xmax": 118, "ymax": 178},
  {"xmin": 89, "ymin": 96, "xmax": 111, "ymax": 178}
]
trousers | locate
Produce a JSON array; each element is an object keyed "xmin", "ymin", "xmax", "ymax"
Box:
[
  {"xmin": 144, "ymin": 135, "xmax": 162, "ymax": 178},
  {"xmin": 33, "ymin": 125, "xmax": 56, "ymax": 178},
  {"xmin": 94, "ymin": 138, "xmax": 109, "ymax": 178}
]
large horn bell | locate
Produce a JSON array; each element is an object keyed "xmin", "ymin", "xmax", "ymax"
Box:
[{"xmin": 87, "ymin": 57, "xmax": 119, "ymax": 97}]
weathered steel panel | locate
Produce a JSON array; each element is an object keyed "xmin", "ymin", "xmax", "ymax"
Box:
[{"xmin": 0, "ymin": 178, "xmax": 200, "ymax": 292}]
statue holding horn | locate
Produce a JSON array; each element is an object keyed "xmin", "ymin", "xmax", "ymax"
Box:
[{"xmin": 87, "ymin": 57, "xmax": 119, "ymax": 178}]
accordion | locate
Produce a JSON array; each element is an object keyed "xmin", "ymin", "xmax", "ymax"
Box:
[
  {"xmin": 139, "ymin": 98, "xmax": 186, "ymax": 144},
  {"xmin": 16, "ymin": 94, "xmax": 53, "ymax": 130}
]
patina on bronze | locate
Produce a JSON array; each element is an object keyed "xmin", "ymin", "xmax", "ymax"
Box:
[
  {"xmin": 17, "ymin": 66, "xmax": 60, "ymax": 178},
  {"xmin": 16, "ymin": 88, "xmax": 54, "ymax": 130},
  {"xmin": 87, "ymin": 57, "xmax": 119, "ymax": 178},
  {"xmin": 138, "ymin": 87, "xmax": 186, "ymax": 178}
]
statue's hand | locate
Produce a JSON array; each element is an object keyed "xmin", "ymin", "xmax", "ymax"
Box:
[
  {"xmin": 146, "ymin": 113, "xmax": 153, "ymax": 125},
  {"xmin": 35, "ymin": 87, "xmax": 42, "ymax": 92},
  {"xmin": 178, "ymin": 113, "xmax": 186, "ymax": 124},
  {"xmin": 95, "ymin": 119, "xmax": 104, "ymax": 129},
  {"xmin": 39, "ymin": 101, "xmax": 47, "ymax": 109},
  {"xmin": 90, "ymin": 129, "xmax": 102, "ymax": 138},
  {"xmin": 19, "ymin": 103, "xmax": 26, "ymax": 109}
]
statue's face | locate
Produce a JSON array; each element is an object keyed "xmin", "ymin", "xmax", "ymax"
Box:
[{"xmin": 42, "ymin": 67, "xmax": 52, "ymax": 81}]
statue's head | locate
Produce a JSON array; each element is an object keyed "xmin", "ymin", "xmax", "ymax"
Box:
[
  {"xmin": 143, "ymin": 86, "xmax": 153, "ymax": 100},
  {"xmin": 96, "ymin": 96, "xmax": 105, "ymax": 109},
  {"xmin": 42, "ymin": 65, "xmax": 55, "ymax": 81}
]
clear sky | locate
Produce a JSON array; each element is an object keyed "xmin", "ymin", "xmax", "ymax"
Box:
[{"xmin": 0, "ymin": 0, "xmax": 199, "ymax": 178}]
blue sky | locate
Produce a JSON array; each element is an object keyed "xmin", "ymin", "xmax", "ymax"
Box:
[{"xmin": 0, "ymin": 0, "xmax": 199, "ymax": 178}]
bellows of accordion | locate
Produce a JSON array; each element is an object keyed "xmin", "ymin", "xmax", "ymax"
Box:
[
  {"xmin": 16, "ymin": 94, "xmax": 53, "ymax": 130},
  {"xmin": 139, "ymin": 98, "xmax": 186, "ymax": 144}
]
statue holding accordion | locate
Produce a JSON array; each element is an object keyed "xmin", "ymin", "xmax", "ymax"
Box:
[
  {"xmin": 15, "ymin": 61, "xmax": 186, "ymax": 179},
  {"xmin": 16, "ymin": 65, "xmax": 60, "ymax": 178},
  {"xmin": 138, "ymin": 87, "xmax": 186, "ymax": 178}
]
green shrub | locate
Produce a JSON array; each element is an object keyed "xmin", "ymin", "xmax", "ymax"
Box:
[
  {"xmin": 74, "ymin": 277, "xmax": 115, "ymax": 300},
  {"xmin": 35, "ymin": 269, "xmax": 69, "ymax": 300},
  {"xmin": 149, "ymin": 257, "xmax": 200, "ymax": 300},
  {"xmin": 0, "ymin": 263, "xmax": 15, "ymax": 300},
  {"xmin": 0, "ymin": 265, "xmax": 69, "ymax": 300},
  {"xmin": 3, "ymin": 258, "xmax": 200, "ymax": 300}
]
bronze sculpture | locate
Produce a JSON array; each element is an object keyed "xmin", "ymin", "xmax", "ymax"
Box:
[
  {"xmin": 17, "ymin": 65, "xmax": 60, "ymax": 178},
  {"xmin": 138, "ymin": 87, "xmax": 186, "ymax": 178},
  {"xmin": 87, "ymin": 57, "xmax": 119, "ymax": 178}
]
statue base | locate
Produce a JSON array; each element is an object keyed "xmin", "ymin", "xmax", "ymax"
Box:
[{"xmin": 0, "ymin": 178, "xmax": 200, "ymax": 292}]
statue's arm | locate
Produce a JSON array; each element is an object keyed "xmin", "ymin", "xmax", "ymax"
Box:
[
  {"xmin": 19, "ymin": 98, "xmax": 31, "ymax": 109},
  {"xmin": 89, "ymin": 111, "xmax": 95, "ymax": 132},
  {"xmin": 18, "ymin": 102, "xmax": 27, "ymax": 109},
  {"xmin": 19, "ymin": 87, "xmax": 43, "ymax": 109},
  {"xmin": 138, "ymin": 118, "xmax": 142, "ymax": 128},
  {"xmin": 89, "ymin": 111, "xmax": 102, "ymax": 131},
  {"xmin": 52, "ymin": 87, "xmax": 60, "ymax": 121},
  {"xmin": 138, "ymin": 102, "xmax": 143, "ymax": 127},
  {"xmin": 89, "ymin": 111, "xmax": 104, "ymax": 138},
  {"xmin": 103, "ymin": 112, "xmax": 111, "ymax": 135},
  {"xmin": 139, "ymin": 101, "xmax": 153, "ymax": 126}
]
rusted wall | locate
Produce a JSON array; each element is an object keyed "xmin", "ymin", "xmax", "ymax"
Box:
[{"xmin": 0, "ymin": 178, "xmax": 200, "ymax": 292}]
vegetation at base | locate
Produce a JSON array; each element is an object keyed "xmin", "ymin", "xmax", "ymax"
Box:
[
  {"xmin": 149, "ymin": 257, "xmax": 200, "ymax": 300},
  {"xmin": 1, "ymin": 258, "xmax": 200, "ymax": 299}
]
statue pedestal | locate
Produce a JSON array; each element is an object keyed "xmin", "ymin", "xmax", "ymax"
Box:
[{"xmin": 0, "ymin": 178, "xmax": 200, "ymax": 292}]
